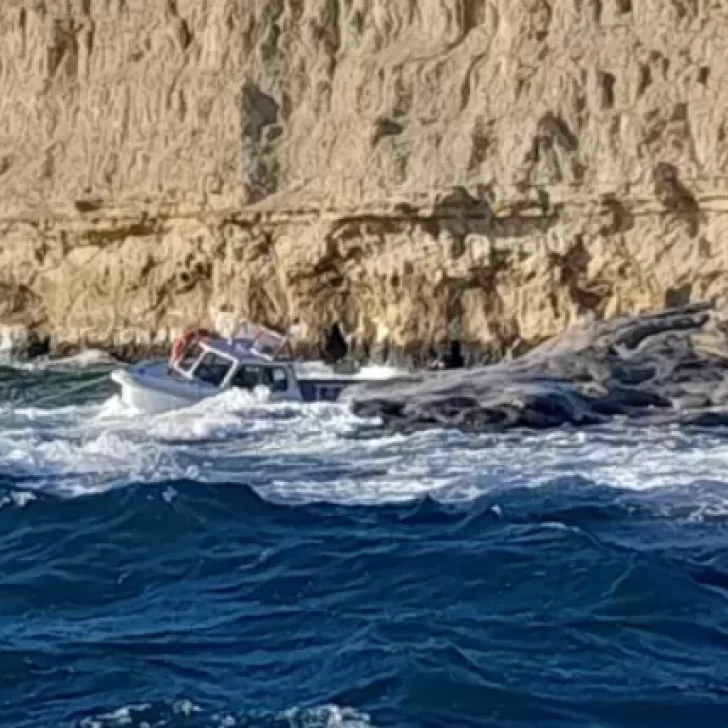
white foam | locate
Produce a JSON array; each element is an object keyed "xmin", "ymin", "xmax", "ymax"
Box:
[
  {"xmin": 77, "ymin": 701, "xmax": 374, "ymax": 728},
  {"xmin": 0, "ymin": 490, "xmax": 37, "ymax": 509},
  {"xmin": 80, "ymin": 703, "xmax": 153, "ymax": 728},
  {"xmin": 1, "ymin": 348, "xmax": 118, "ymax": 372},
  {"xmin": 293, "ymin": 361, "xmax": 407, "ymax": 380},
  {"xmin": 4, "ymin": 369, "xmax": 728, "ymax": 509},
  {"xmin": 283, "ymin": 704, "xmax": 374, "ymax": 728}
]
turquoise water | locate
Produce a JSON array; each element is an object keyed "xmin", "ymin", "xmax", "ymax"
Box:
[{"xmin": 3, "ymin": 357, "xmax": 728, "ymax": 727}]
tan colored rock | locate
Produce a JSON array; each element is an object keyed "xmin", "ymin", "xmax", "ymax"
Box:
[{"xmin": 1, "ymin": 0, "xmax": 728, "ymax": 358}]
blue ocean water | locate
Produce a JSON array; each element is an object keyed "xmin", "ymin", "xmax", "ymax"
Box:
[{"xmin": 3, "ymin": 358, "xmax": 728, "ymax": 727}]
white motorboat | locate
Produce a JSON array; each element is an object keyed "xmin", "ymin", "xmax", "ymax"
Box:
[{"xmin": 110, "ymin": 321, "xmax": 406, "ymax": 414}]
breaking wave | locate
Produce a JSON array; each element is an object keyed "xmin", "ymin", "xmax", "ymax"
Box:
[{"xmin": 4, "ymin": 369, "xmax": 728, "ymax": 508}]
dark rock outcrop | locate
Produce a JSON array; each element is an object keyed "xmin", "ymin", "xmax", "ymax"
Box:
[{"xmin": 346, "ymin": 303, "xmax": 728, "ymax": 432}]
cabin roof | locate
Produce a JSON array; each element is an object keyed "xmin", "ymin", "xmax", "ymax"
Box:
[{"xmin": 201, "ymin": 336, "xmax": 287, "ymax": 365}]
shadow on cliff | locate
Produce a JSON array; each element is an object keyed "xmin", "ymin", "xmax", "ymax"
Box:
[{"xmin": 345, "ymin": 302, "xmax": 728, "ymax": 433}]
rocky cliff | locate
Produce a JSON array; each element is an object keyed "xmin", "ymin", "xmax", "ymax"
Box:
[{"xmin": 1, "ymin": 0, "xmax": 727, "ymax": 359}]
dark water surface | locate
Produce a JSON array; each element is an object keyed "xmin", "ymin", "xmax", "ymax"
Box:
[{"xmin": 2, "ymin": 360, "xmax": 728, "ymax": 727}]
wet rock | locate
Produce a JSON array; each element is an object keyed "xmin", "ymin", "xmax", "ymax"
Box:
[{"xmin": 346, "ymin": 303, "xmax": 728, "ymax": 432}]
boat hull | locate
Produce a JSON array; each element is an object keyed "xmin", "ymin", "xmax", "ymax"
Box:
[
  {"xmin": 111, "ymin": 364, "xmax": 215, "ymax": 414},
  {"xmin": 297, "ymin": 377, "xmax": 362, "ymax": 403}
]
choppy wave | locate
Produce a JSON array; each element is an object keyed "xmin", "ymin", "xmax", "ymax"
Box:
[
  {"xmin": 4, "ymin": 476, "xmax": 728, "ymax": 727},
  {"xmin": 4, "ymin": 374, "xmax": 728, "ymax": 506},
  {"xmin": 4, "ymin": 349, "xmax": 728, "ymax": 726}
]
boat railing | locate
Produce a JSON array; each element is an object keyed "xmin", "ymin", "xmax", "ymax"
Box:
[{"xmin": 228, "ymin": 321, "xmax": 289, "ymax": 360}]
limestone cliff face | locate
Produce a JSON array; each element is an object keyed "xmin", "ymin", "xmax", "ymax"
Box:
[{"xmin": 1, "ymin": 0, "xmax": 728, "ymax": 358}]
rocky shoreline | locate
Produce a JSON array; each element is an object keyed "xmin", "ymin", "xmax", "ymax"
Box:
[
  {"xmin": 346, "ymin": 302, "xmax": 728, "ymax": 432},
  {"xmin": 9, "ymin": 301, "xmax": 728, "ymax": 438}
]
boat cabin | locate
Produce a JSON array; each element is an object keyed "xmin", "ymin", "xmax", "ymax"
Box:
[
  {"xmin": 170, "ymin": 326, "xmax": 297, "ymax": 396},
  {"xmin": 111, "ymin": 319, "xmax": 394, "ymax": 413}
]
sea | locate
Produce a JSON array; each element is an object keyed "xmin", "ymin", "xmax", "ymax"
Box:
[{"xmin": 3, "ymin": 353, "xmax": 728, "ymax": 727}]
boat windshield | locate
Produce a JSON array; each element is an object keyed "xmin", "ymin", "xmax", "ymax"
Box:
[
  {"xmin": 232, "ymin": 322, "xmax": 287, "ymax": 357},
  {"xmin": 193, "ymin": 350, "xmax": 235, "ymax": 387}
]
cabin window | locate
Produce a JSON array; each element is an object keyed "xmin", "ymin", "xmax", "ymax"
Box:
[
  {"xmin": 230, "ymin": 365, "xmax": 261, "ymax": 390},
  {"xmin": 267, "ymin": 367, "xmax": 289, "ymax": 392},
  {"xmin": 193, "ymin": 351, "xmax": 233, "ymax": 387},
  {"xmin": 231, "ymin": 365, "xmax": 288, "ymax": 392}
]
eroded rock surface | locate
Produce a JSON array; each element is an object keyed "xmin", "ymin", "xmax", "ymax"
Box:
[
  {"xmin": 347, "ymin": 302, "xmax": 728, "ymax": 432},
  {"xmin": 1, "ymin": 2, "xmax": 728, "ymax": 356}
]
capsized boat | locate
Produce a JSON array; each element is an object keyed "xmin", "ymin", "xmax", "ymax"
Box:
[{"xmin": 110, "ymin": 321, "xmax": 407, "ymax": 414}]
